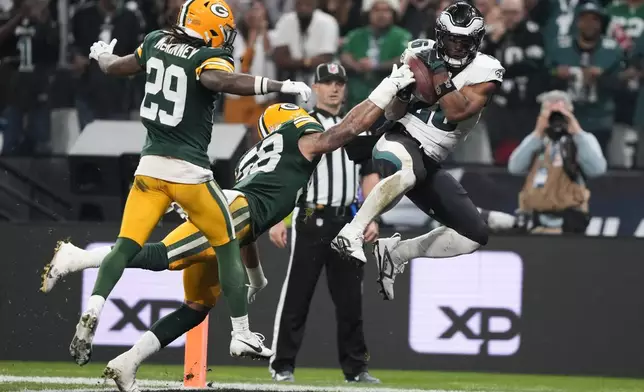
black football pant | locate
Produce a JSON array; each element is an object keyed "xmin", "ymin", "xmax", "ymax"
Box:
[{"xmin": 270, "ymin": 207, "xmax": 368, "ymax": 377}]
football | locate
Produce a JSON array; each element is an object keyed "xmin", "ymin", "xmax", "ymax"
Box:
[{"xmin": 407, "ymin": 54, "xmax": 437, "ymax": 104}]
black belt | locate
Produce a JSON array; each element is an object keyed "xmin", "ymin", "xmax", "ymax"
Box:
[{"xmin": 297, "ymin": 203, "xmax": 353, "ymax": 217}]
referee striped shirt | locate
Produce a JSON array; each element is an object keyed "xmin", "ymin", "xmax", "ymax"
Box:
[{"xmin": 303, "ymin": 108, "xmax": 360, "ymax": 207}]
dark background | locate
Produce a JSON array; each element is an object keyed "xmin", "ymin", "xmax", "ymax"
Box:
[{"xmin": 2, "ymin": 224, "xmax": 644, "ymax": 378}]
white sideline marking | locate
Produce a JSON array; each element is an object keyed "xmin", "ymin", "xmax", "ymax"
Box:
[{"xmin": 0, "ymin": 375, "xmax": 471, "ymax": 392}]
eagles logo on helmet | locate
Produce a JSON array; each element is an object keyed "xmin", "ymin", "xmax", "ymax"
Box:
[{"xmin": 435, "ymin": 2, "xmax": 485, "ymax": 68}]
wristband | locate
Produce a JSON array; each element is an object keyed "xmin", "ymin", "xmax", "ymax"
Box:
[
  {"xmin": 254, "ymin": 76, "xmax": 269, "ymax": 94},
  {"xmin": 434, "ymin": 79, "xmax": 456, "ymax": 99}
]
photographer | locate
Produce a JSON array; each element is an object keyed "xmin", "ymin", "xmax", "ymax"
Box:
[{"xmin": 508, "ymin": 90, "xmax": 607, "ymax": 234}]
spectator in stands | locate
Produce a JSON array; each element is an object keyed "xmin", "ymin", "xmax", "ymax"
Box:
[
  {"xmin": 70, "ymin": 0, "xmax": 142, "ymax": 131},
  {"xmin": 475, "ymin": 0, "xmax": 502, "ymax": 29},
  {"xmin": 272, "ymin": 0, "xmax": 339, "ymax": 107},
  {"xmin": 605, "ymin": 1, "xmax": 644, "ymax": 167},
  {"xmin": 398, "ymin": 0, "xmax": 435, "ymax": 39},
  {"xmin": 224, "ymin": 0, "xmax": 277, "ymax": 146},
  {"xmin": 159, "ymin": 0, "xmax": 183, "ymax": 29},
  {"xmin": 340, "ymin": 0, "xmax": 411, "ymax": 109},
  {"xmin": 265, "ymin": 0, "xmax": 295, "ymax": 26},
  {"xmin": 0, "ymin": 0, "xmax": 59, "ymax": 155},
  {"xmin": 319, "ymin": 0, "xmax": 362, "ymax": 36},
  {"xmin": 548, "ymin": 2, "xmax": 622, "ymax": 152},
  {"xmin": 508, "ymin": 90, "xmax": 606, "ymax": 234},
  {"xmin": 481, "ymin": 0, "xmax": 547, "ymax": 163},
  {"xmin": 530, "ymin": 0, "xmax": 597, "ymax": 54},
  {"xmin": 629, "ymin": 33, "xmax": 644, "ymax": 167}
]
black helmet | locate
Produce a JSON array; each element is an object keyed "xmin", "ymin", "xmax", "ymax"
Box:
[{"xmin": 435, "ymin": 2, "xmax": 485, "ymax": 68}]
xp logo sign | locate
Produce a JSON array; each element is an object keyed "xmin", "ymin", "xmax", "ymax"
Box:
[
  {"xmin": 409, "ymin": 251, "xmax": 523, "ymax": 356},
  {"xmin": 82, "ymin": 242, "xmax": 184, "ymax": 347}
]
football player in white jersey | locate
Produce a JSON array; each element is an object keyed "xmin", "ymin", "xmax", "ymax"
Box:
[{"xmin": 332, "ymin": 2, "xmax": 505, "ymax": 300}]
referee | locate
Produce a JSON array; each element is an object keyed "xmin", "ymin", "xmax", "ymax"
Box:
[{"xmin": 268, "ymin": 63, "xmax": 380, "ymax": 383}]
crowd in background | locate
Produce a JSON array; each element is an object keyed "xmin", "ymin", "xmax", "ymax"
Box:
[{"xmin": 1, "ymin": 0, "xmax": 644, "ymax": 168}]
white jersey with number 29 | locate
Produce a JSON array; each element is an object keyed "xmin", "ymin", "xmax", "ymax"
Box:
[{"xmin": 398, "ymin": 39, "xmax": 505, "ymax": 162}]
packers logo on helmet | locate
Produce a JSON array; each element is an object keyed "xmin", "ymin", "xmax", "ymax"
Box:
[
  {"xmin": 177, "ymin": 0, "xmax": 237, "ymax": 49},
  {"xmin": 258, "ymin": 103, "xmax": 316, "ymax": 139}
]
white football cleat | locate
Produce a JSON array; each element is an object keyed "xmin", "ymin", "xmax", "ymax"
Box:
[
  {"xmin": 374, "ymin": 233, "xmax": 404, "ymax": 300},
  {"xmin": 230, "ymin": 331, "xmax": 273, "ymax": 360},
  {"xmin": 103, "ymin": 353, "xmax": 140, "ymax": 392},
  {"xmin": 247, "ymin": 278, "xmax": 268, "ymax": 304},
  {"xmin": 331, "ymin": 224, "xmax": 367, "ymax": 263},
  {"xmin": 69, "ymin": 309, "xmax": 99, "ymax": 365},
  {"xmin": 41, "ymin": 241, "xmax": 86, "ymax": 293}
]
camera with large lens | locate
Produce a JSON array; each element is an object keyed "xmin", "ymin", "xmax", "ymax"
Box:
[{"xmin": 546, "ymin": 111, "xmax": 568, "ymax": 140}]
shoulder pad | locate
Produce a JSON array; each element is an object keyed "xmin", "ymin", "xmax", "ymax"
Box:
[
  {"xmin": 526, "ymin": 21, "xmax": 540, "ymax": 33},
  {"xmin": 194, "ymin": 46, "xmax": 233, "ymax": 63},
  {"xmin": 467, "ymin": 53, "xmax": 505, "ymax": 83},
  {"xmin": 602, "ymin": 38, "xmax": 618, "ymax": 50}
]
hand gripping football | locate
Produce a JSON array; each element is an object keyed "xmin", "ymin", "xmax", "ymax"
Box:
[{"xmin": 406, "ymin": 53, "xmax": 438, "ymax": 105}]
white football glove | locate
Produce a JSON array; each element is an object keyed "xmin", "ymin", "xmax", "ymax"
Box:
[
  {"xmin": 165, "ymin": 202, "xmax": 189, "ymax": 220},
  {"xmin": 368, "ymin": 64, "xmax": 416, "ymax": 109},
  {"xmin": 280, "ymin": 80, "xmax": 312, "ymax": 102},
  {"xmin": 89, "ymin": 38, "xmax": 117, "ymax": 61}
]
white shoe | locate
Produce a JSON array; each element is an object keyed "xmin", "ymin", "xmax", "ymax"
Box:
[
  {"xmin": 273, "ymin": 370, "xmax": 295, "ymax": 382},
  {"xmin": 230, "ymin": 331, "xmax": 273, "ymax": 360},
  {"xmin": 69, "ymin": 309, "xmax": 99, "ymax": 365},
  {"xmin": 41, "ymin": 241, "xmax": 86, "ymax": 293},
  {"xmin": 331, "ymin": 224, "xmax": 367, "ymax": 263},
  {"xmin": 247, "ymin": 278, "xmax": 268, "ymax": 304},
  {"xmin": 103, "ymin": 353, "xmax": 140, "ymax": 392},
  {"xmin": 374, "ymin": 233, "xmax": 404, "ymax": 300}
]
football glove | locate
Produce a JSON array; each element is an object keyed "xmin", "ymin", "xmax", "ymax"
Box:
[
  {"xmin": 89, "ymin": 38, "xmax": 117, "ymax": 61},
  {"xmin": 280, "ymin": 80, "xmax": 312, "ymax": 102}
]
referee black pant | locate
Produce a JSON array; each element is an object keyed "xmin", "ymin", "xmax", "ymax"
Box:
[{"xmin": 270, "ymin": 207, "xmax": 368, "ymax": 377}]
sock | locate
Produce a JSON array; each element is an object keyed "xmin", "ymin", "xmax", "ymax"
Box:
[
  {"xmin": 390, "ymin": 227, "xmax": 481, "ymax": 262},
  {"xmin": 231, "ymin": 314, "xmax": 250, "ymax": 334},
  {"xmin": 70, "ymin": 246, "xmax": 110, "ymax": 271},
  {"xmin": 129, "ymin": 242, "xmax": 170, "ymax": 271},
  {"xmin": 149, "ymin": 304, "xmax": 209, "ymax": 347},
  {"xmin": 87, "ymin": 294, "xmax": 106, "ymax": 314},
  {"xmin": 214, "ymin": 239, "xmax": 248, "ymax": 318},
  {"xmin": 352, "ymin": 170, "xmax": 416, "ymax": 231},
  {"xmin": 122, "ymin": 331, "xmax": 162, "ymax": 366},
  {"xmin": 91, "ymin": 237, "xmax": 141, "ymax": 298},
  {"xmin": 245, "ymin": 263, "xmax": 266, "ymax": 288}
]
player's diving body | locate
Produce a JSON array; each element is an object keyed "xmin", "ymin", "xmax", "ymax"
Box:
[
  {"xmin": 331, "ymin": 2, "xmax": 505, "ymax": 300},
  {"xmin": 42, "ymin": 66, "xmax": 415, "ymax": 391},
  {"xmin": 64, "ymin": 0, "xmax": 314, "ymax": 366}
]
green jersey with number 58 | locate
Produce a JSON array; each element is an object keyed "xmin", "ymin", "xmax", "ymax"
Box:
[
  {"xmin": 233, "ymin": 118, "xmax": 323, "ymax": 239},
  {"xmin": 134, "ymin": 30, "xmax": 235, "ymax": 169}
]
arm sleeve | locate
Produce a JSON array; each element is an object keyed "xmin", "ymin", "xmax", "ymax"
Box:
[
  {"xmin": 573, "ymin": 131, "xmax": 607, "ymax": 178},
  {"xmin": 508, "ymin": 134, "xmax": 544, "ymax": 175}
]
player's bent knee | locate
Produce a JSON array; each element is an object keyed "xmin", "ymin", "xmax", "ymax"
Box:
[
  {"xmin": 395, "ymin": 168, "xmax": 418, "ymax": 190},
  {"xmin": 468, "ymin": 222, "xmax": 489, "ymax": 246}
]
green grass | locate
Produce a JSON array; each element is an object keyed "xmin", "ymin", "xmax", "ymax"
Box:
[{"xmin": 1, "ymin": 361, "xmax": 644, "ymax": 392}]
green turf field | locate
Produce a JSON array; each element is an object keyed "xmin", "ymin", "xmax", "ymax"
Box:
[{"xmin": 1, "ymin": 361, "xmax": 644, "ymax": 392}]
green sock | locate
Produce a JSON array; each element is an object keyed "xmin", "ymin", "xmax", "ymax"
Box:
[
  {"xmin": 92, "ymin": 237, "xmax": 141, "ymax": 298},
  {"xmin": 215, "ymin": 239, "xmax": 248, "ymax": 318},
  {"xmin": 150, "ymin": 304, "xmax": 209, "ymax": 347},
  {"xmin": 129, "ymin": 243, "xmax": 170, "ymax": 271}
]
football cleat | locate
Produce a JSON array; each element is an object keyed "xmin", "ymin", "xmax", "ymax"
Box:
[
  {"xmin": 346, "ymin": 371, "xmax": 381, "ymax": 383},
  {"xmin": 69, "ymin": 309, "xmax": 99, "ymax": 366},
  {"xmin": 103, "ymin": 353, "xmax": 140, "ymax": 392},
  {"xmin": 230, "ymin": 331, "xmax": 273, "ymax": 360},
  {"xmin": 41, "ymin": 241, "xmax": 85, "ymax": 293},
  {"xmin": 273, "ymin": 370, "xmax": 295, "ymax": 382},
  {"xmin": 374, "ymin": 233, "xmax": 403, "ymax": 300},
  {"xmin": 331, "ymin": 224, "xmax": 367, "ymax": 263}
]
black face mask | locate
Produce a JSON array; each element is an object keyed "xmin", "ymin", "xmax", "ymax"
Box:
[{"xmin": 297, "ymin": 13, "xmax": 313, "ymax": 32}]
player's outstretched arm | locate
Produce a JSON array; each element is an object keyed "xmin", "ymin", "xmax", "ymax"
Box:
[
  {"xmin": 425, "ymin": 49, "xmax": 499, "ymax": 123},
  {"xmin": 200, "ymin": 70, "xmax": 311, "ymax": 101},
  {"xmin": 90, "ymin": 39, "xmax": 142, "ymax": 76},
  {"xmin": 299, "ymin": 64, "xmax": 415, "ymax": 161}
]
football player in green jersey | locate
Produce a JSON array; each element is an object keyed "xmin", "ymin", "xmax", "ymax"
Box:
[
  {"xmin": 42, "ymin": 65, "xmax": 415, "ymax": 390},
  {"xmin": 65, "ymin": 0, "xmax": 314, "ymax": 367}
]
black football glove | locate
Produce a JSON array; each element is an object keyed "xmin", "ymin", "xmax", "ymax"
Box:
[
  {"xmin": 418, "ymin": 49, "xmax": 447, "ymax": 73},
  {"xmin": 396, "ymin": 84, "xmax": 413, "ymax": 102}
]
